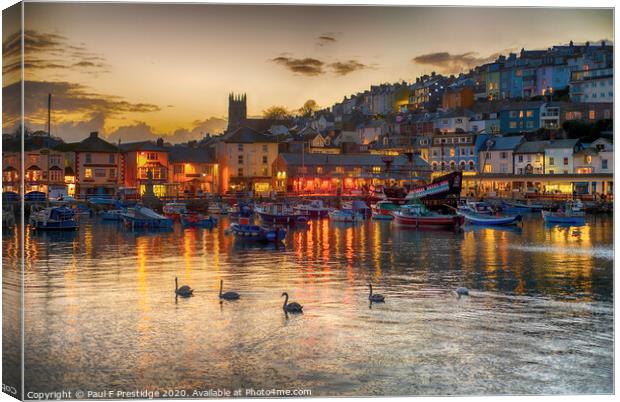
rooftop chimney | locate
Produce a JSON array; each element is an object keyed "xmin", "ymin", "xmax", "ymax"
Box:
[
  {"xmin": 89, "ymin": 131, "xmax": 99, "ymax": 139},
  {"xmin": 156, "ymin": 137, "xmax": 164, "ymax": 147}
]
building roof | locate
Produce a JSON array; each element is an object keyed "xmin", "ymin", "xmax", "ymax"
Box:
[
  {"xmin": 483, "ymin": 135, "xmax": 524, "ymax": 151},
  {"xmin": 119, "ymin": 140, "xmax": 166, "ymax": 152},
  {"xmin": 68, "ymin": 132, "xmax": 119, "ymax": 153},
  {"xmin": 546, "ymin": 139, "xmax": 580, "ymax": 149},
  {"xmin": 500, "ymin": 101, "xmax": 545, "ymax": 111},
  {"xmin": 514, "ymin": 140, "xmax": 549, "ymax": 154},
  {"xmin": 168, "ymin": 146, "xmax": 215, "ymax": 164},
  {"xmin": 223, "ymin": 126, "xmax": 275, "ymax": 143},
  {"xmin": 278, "ymin": 153, "xmax": 428, "ymax": 168}
]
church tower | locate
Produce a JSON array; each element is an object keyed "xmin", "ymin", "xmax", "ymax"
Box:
[{"xmin": 227, "ymin": 93, "xmax": 247, "ymax": 131}]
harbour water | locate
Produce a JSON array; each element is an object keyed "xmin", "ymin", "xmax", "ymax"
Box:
[{"xmin": 3, "ymin": 213, "xmax": 614, "ymax": 396}]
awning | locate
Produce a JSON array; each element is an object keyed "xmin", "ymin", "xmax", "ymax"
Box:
[
  {"xmin": 3, "ymin": 166, "xmax": 17, "ymax": 172},
  {"xmin": 64, "ymin": 167, "xmax": 75, "ymax": 176},
  {"xmin": 26, "ymin": 165, "xmax": 41, "ymax": 171}
]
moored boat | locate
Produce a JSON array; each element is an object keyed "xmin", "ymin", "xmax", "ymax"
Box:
[
  {"xmin": 393, "ymin": 202, "xmax": 464, "ymax": 229},
  {"xmin": 458, "ymin": 200, "xmax": 495, "ymax": 215},
  {"xmin": 542, "ymin": 200, "xmax": 586, "ymax": 225},
  {"xmin": 502, "ymin": 200, "xmax": 544, "ymax": 212},
  {"xmin": 162, "ymin": 202, "xmax": 187, "ymax": 221},
  {"xmin": 29, "ymin": 206, "xmax": 78, "ymax": 231},
  {"xmin": 100, "ymin": 209, "xmax": 124, "ymax": 221},
  {"xmin": 229, "ymin": 223, "xmax": 287, "ymax": 242},
  {"xmin": 121, "ymin": 206, "xmax": 173, "ymax": 229},
  {"xmin": 256, "ymin": 203, "xmax": 309, "ymax": 225},
  {"xmin": 209, "ymin": 202, "xmax": 231, "ymax": 214},
  {"xmin": 328, "ymin": 209, "xmax": 363, "ymax": 223},
  {"xmin": 180, "ymin": 213, "xmax": 217, "ymax": 228},
  {"xmin": 294, "ymin": 200, "xmax": 330, "ymax": 218},
  {"xmin": 458, "ymin": 210, "xmax": 522, "ymax": 226},
  {"xmin": 371, "ymin": 200, "xmax": 399, "ymax": 220},
  {"xmin": 228, "ymin": 202, "xmax": 254, "ymax": 220}
]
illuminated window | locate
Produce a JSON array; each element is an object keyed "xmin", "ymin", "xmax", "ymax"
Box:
[
  {"xmin": 237, "ymin": 168, "xmax": 243, "ymax": 177},
  {"xmin": 510, "ymin": 122, "xmax": 517, "ymax": 129},
  {"xmin": 85, "ymin": 168, "xmax": 93, "ymax": 179},
  {"xmin": 449, "ymin": 148, "xmax": 455, "ymax": 157},
  {"xmin": 316, "ymin": 167, "xmax": 323, "ymax": 174},
  {"xmin": 335, "ymin": 166, "xmax": 344, "ymax": 174},
  {"xmin": 589, "ymin": 110, "xmax": 596, "ymax": 120},
  {"xmin": 526, "ymin": 111, "xmax": 533, "ymax": 118}
]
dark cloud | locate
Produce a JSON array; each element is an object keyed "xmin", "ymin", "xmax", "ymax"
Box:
[
  {"xmin": 272, "ymin": 56, "xmax": 325, "ymax": 76},
  {"xmin": 317, "ymin": 35, "xmax": 336, "ymax": 46},
  {"xmin": 329, "ymin": 60, "xmax": 367, "ymax": 76},
  {"xmin": 2, "ymin": 30, "xmax": 110, "ymax": 78},
  {"xmin": 412, "ymin": 51, "xmax": 503, "ymax": 74}
]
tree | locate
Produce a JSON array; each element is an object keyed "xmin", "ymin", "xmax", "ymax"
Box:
[
  {"xmin": 262, "ymin": 106, "xmax": 291, "ymax": 120},
  {"xmin": 298, "ymin": 99, "xmax": 319, "ymax": 117}
]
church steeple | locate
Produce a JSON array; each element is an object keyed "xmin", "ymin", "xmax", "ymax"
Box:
[{"xmin": 227, "ymin": 92, "xmax": 247, "ymax": 131}]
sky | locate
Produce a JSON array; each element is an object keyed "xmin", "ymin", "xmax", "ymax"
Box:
[{"xmin": 1, "ymin": 3, "xmax": 613, "ymax": 143}]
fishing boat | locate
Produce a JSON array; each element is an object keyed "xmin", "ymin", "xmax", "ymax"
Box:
[
  {"xmin": 393, "ymin": 202, "xmax": 464, "ymax": 229},
  {"xmin": 501, "ymin": 200, "xmax": 544, "ymax": 212},
  {"xmin": 328, "ymin": 209, "xmax": 363, "ymax": 223},
  {"xmin": 121, "ymin": 206, "xmax": 173, "ymax": 229},
  {"xmin": 457, "ymin": 200, "xmax": 495, "ymax": 215},
  {"xmin": 162, "ymin": 202, "xmax": 187, "ymax": 221},
  {"xmin": 371, "ymin": 200, "xmax": 399, "ymax": 220},
  {"xmin": 341, "ymin": 200, "xmax": 371, "ymax": 218},
  {"xmin": 458, "ymin": 210, "xmax": 522, "ymax": 226},
  {"xmin": 542, "ymin": 200, "xmax": 586, "ymax": 225},
  {"xmin": 293, "ymin": 200, "xmax": 330, "ymax": 218},
  {"xmin": 228, "ymin": 202, "xmax": 254, "ymax": 220},
  {"xmin": 256, "ymin": 203, "xmax": 309, "ymax": 225},
  {"xmin": 29, "ymin": 206, "xmax": 78, "ymax": 231},
  {"xmin": 180, "ymin": 213, "xmax": 217, "ymax": 228},
  {"xmin": 229, "ymin": 222, "xmax": 287, "ymax": 242}
]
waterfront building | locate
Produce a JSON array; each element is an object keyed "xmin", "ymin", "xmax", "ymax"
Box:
[
  {"xmin": 429, "ymin": 132, "xmax": 483, "ymax": 173},
  {"xmin": 434, "ymin": 111, "xmax": 471, "ymax": 133},
  {"xmin": 513, "ymin": 141, "xmax": 548, "ymax": 175},
  {"xmin": 544, "ymin": 139, "xmax": 582, "ymax": 175},
  {"xmin": 213, "ymin": 126, "xmax": 278, "ymax": 194},
  {"xmin": 56, "ymin": 131, "xmax": 121, "ymax": 198},
  {"xmin": 168, "ymin": 146, "xmax": 218, "ymax": 196},
  {"xmin": 358, "ymin": 120, "xmax": 389, "ymax": 145},
  {"xmin": 272, "ymin": 153, "xmax": 429, "ymax": 194},
  {"xmin": 120, "ymin": 139, "xmax": 169, "ymax": 197},
  {"xmin": 479, "ymin": 135, "xmax": 525, "ymax": 174}
]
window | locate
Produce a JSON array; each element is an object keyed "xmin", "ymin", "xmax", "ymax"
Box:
[
  {"xmin": 335, "ymin": 166, "xmax": 344, "ymax": 174},
  {"xmin": 238, "ymin": 155, "xmax": 244, "ymax": 164},
  {"xmin": 449, "ymin": 148, "xmax": 455, "ymax": 157},
  {"xmin": 563, "ymin": 157, "xmax": 568, "ymax": 166},
  {"xmin": 237, "ymin": 168, "xmax": 243, "ymax": 177},
  {"xmin": 510, "ymin": 122, "xmax": 517, "ymax": 129},
  {"xmin": 526, "ymin": 111, "xmax": 533, "ymax": 118},
  {"xmin": 549, "ymin": 170, "xmax": 554, "ymax": 174},
  {"xmin": 602, "ymin": 160, "xmax": 608, "ymax": 169},
  {"xmin": 549, "ymin": 157, "xmax": 555, "ymax": 165},
  {"xmin": 238, "ymin": 144, "xmax": 243, "ymax": 151},
  {"xmin": 262, "ymin": 144, "xmax": 268, "ymax": 152},
  {"xmin": 589, "ymin": 110, "xmax": 596, "ymax": 120},
  {"xmin": 526, "ymin": 121, "xmax": 534, "ymax": 128},
  {"xmin": 95, "ymin": 169, "xmax": 106, "ymax": 177},
  {"xmin": 372, "ymin": 166, "xmax": 381, "ymax": 174},
  {"xmin": 84, "ymin": 168, "xmax": 93, "ymax": 179},
  {"xmin": 509, "ymin": 111, "xmax": 517, "ymax": 118},
  {"xmin": 85, "ymin": 153, "xmax": 92, "ymax": 163},
  {"xmin": 500, "ymin": 152, "xmax": 507, "ymax": 159},
  {"xmin": 109, "ymin": 169, "xmax": 116, "ymax": 178},
  {"xmin": 174, "ymin": 165, "xmax": 183, "ymax": 174},
  {"xmin": 146, "ymin": 153, "xmax": 157, "ymax": 160},
  {"xmin": 109, "ymin": 154, "xmax": 115, "ymax": 164},
  {"xmin": 469, "ymin": 161, "xmax": 475, "ymax": 171},
  {"xmin": 316, "ymin": 167, "xmax": 323, "ymax": 174},
  {"xmin": 518, "ymin": 155, "xmax": 523, "ymax": 163},
  {"xmin": 262, "ymin": 155, "xmax": 268, "ymax": 165},
  {"xmin": 262, "ymin": 167, "xmax": 269, "ymax": 176}
]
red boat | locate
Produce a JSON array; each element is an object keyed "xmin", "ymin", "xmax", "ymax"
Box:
[{"xmin": 393, "ymin": 203, "xmax": 464, "ymax": 229}]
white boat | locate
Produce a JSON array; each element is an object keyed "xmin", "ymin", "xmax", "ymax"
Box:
[
  {"xmin": 328, "ymin": 209, "xmax": 363, "ymax": 223},
  {"xmin": 458, "ymin": 200, "xmax": 495, "ymax": 215},
  {"xmin": 294, "ymin": 200, "xmax": 330, "ymax": 218}
]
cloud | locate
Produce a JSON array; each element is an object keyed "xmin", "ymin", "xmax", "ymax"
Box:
[
  {"xmin": 329, "ymin": 60, "xmax": 367, "ymax": 76},
  {"xmin": 412, "ymin": 51, "xmax": 502, "ymax": 74},
  {"xmin": 272, "ymin": 55, "xmax": 368, "ymax": 76},
  {"xmin": 317, "ymin": 34, "xmax": 337, "ymax": 46},
  {"xmin": 2, "ymin": 30, "xmax": 110, "ymax": 80},
  {"xmin": 106, "ymin": 117, "xmax": 228, "ymax": 144},
  {"xmin": 271, "ymin": 56, "xmax": 325, "ymax": 76}
]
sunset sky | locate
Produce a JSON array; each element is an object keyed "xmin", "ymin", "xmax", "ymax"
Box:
[{"xmin": 2, "ymin": 3, "xmax": 613, "ymax": 143}]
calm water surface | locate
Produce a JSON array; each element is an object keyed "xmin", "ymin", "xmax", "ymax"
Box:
[{"xmin": 3, "ymin": 213, "xmax": 614, "ymax": 396}]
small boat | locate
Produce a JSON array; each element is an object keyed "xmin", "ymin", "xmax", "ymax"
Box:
[
  {"xmin": 458, "ymin": 210, "xmax": 522, "ymax": 226},
  {"xmin": 458, "ymin": 200, "xmax": 495, "ymax": 215},
  {"xmin": 229, "ymin": 223, "xmax": 287, "ymax": 242},
  {"xmin": 29, "ymin": 206, "xmax": 78, "ymax": 231},
  {"xmin": 162, "ymin": 202, "xmax": 187, "ymax": 221},
  {"xmin": 87, "ymin": 196, "xmax": 117, "ymax": 206},
  {"xmin": 542, "ymin": 200, "xmax": 586, "ymax": 225},
  {"xmin": 228, "ymin": 202, "xmax": 254, "ymax": 220},
  {"xmin": 393, "ymin": 201, "xmax": 464, "ymax": 229},
  {"xmin": 502, "ymin": 200, "xmax": 544, "ymax": 212},
  {"xmin": 341, "ymin": 200, "xmax": 371, "ymax": 218},
  {"xmin": 256, "ymin": 203, "xmax": 309, "ymax": 225},
  {"xmin": 2, "ymin": 205, "xmax": 16, "ymax": 230},
  {"xmin": 121, "ymin": 206, "xmax": 173, "ymax": 229},
  {"xmin": 100, "ymin": 209, "xmax": 124, "ymax": 221},
  {"xmin": 180, "ymin": 213, "xmax": 217, "ymax": 228},
  {"xmin": 294, "ymin": 200, "xmax": 330, "ymax": 218},
  {"xmin": 371, "ymin": 200, "xmax": 399, "ymax": 220},
  {"xmin": 209, "ymin": 202, "xmax": 231, "ymax": 214},
  {"xmin": 328, "ymin": 209, "xmax": 363, "ymax": 223}
]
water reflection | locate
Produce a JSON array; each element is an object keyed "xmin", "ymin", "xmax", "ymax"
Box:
[{"xmin": 2, "ymin": 213, "xmax": 613, "ymax": 396}]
